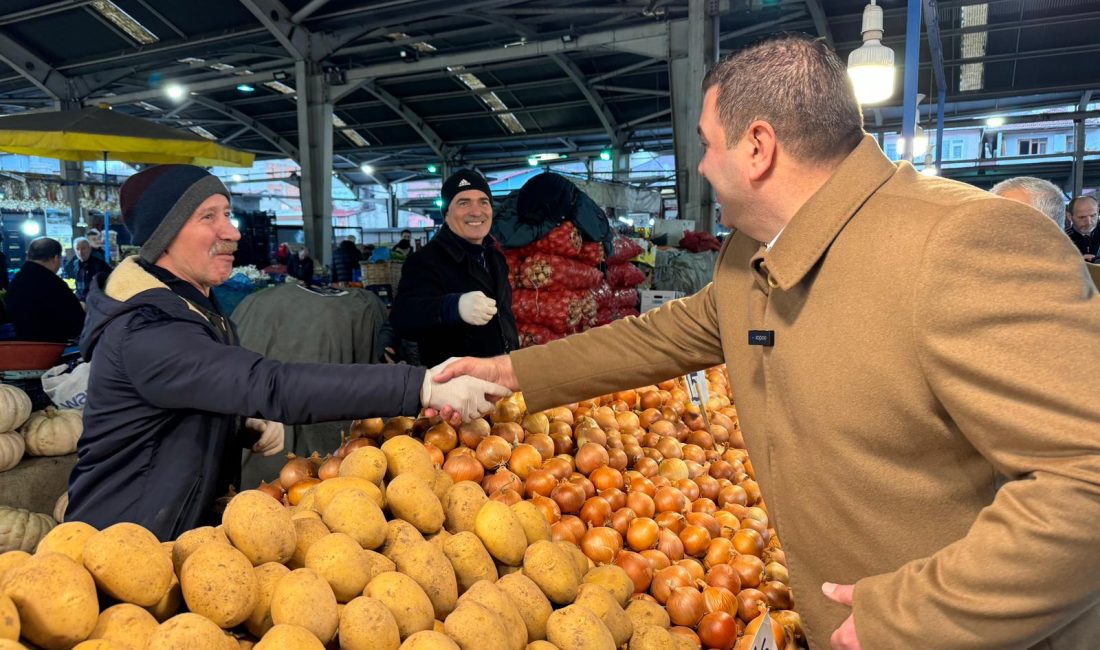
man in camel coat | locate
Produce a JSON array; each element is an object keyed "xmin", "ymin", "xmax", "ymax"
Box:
[{"xmin": 437, "ymin": 35, "xmax": 1100, "ymax": 649}]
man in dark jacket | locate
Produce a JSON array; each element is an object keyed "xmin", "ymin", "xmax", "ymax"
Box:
[
  {"xmin": 286, "ymin": 246, "xmax": 314, "ymax": 284},
  {"xmin": 331, "ymin": 238, "xmax": 362, "ymax": 282},
  {"xmin": 66, "ymin": 237, "xmax": 112, "ymax": 301},
  {"xmin": 6, "ymin": 237, "xmax": 85, "ymax": 343},
  {"xmin": 67, "ymin": 164, "xmax": 510, "ymax": 540},
  {"xmin": 0, "ymin": 233, "xmax": 8, "ymax": 291},
  {"xmin": 1066, "ymin": 195, "xmax": 1100, "ymax": 261},
  {"xmin": 391, "ymin": 169, "xmax": 518, "ymax": 368}
]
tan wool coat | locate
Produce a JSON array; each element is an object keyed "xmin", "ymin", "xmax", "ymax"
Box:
[{"xmin": 512, "ymin": 136, "xmax": 1100, "ymax": 649}]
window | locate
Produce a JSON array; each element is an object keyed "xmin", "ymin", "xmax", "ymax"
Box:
[
  {"xmin": 1065, "ymin": 135, "xmax": 1076, "ymax": 152},
  {"xmin": 946, "ymin": 139, "xmax": 966, "ymax": 160},
  {"xmin": 885, "ymin": 142, "xmax": 898, "ymax": 161},
  {"xmin": 1018, "ymin": 138, "xmax": 1047, "ymax": 156}
]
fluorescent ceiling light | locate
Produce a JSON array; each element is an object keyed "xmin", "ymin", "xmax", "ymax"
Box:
[
  {"xmin": 136, "ymin": 101, "xmax": 162, "ymax": 112},
  {"xmin": 986, "ymin": 116, "xmax": 1005, "ymax": 127},
  {"xmin": 263, "ymin": 81, "xmax": 296, "ymax": 95},
  {"xmin": 341, "ymin": 129, "xmax": 369, "ymax": 147},
  {"xmin": 189, "ymin": 126, "xmax": 217, "ymax": 140},
  {"xmin": 91, "ymin": 0, "xmax": 159, "ymax": 45},
  {"xmin": 332, "ymin": 115, "xmax": 348, "ymax": 127},
  {"xmin": 449, "ymin": 66, "xmax": 526, "ymax": 134},
  {"xmin": 360, "ymin": 164, "xmax": 374, "ymax": 174},
  {"xmin": 959, "ymin": 4, "xmax": 988, "ymax": 92},
  {"xmin": 208, "ymin": 63, "xmax": 236, "ymax": 72},
  {"xmin": 177, "ymin": 57, "xmax": 205, "ymax": 65}
]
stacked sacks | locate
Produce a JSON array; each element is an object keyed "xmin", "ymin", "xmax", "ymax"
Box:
[{"xmin": 598, "ymin": 237, "xmax": 646, "ymax": 325}]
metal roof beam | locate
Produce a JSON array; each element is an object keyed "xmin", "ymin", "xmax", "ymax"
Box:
[
  {"xmin": 354, "ymin": 81, "xmax": 451, "ymax": 160},
  {"xmin": 238, "ymin": 0, "xmax": 311, "ymax": 59},
  {"xmin": 0, "ymin": 31, "xmax": 71, "ymax": 99},
  {"xmin": 190, "ymin": 95, "xmax": 299, "ymax": 159},
  {"xmin": 804, "ymin": 0, "xmax": 834, "ymax": 48}
]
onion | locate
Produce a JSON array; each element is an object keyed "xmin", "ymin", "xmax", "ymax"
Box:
[
  {"xmin": 695, "ymin": 474, "xmax": 720, "ymax": 502},
  {"xmin": 741, "ymin": 478, "xmax": 762, "ymax": 504},
  {"xmin": 764, "ymin": 561, "xmax": 789, "ymax": 585},
  {"xmin": 656, "ymin": 437, "xmax": 683, "ymax": 460},
  {"xmin": 666, "ymin": 586, "xmax": 705, "ymax": 627},
  {"xmin": 349, "ymin": 417, "xmax": 383, "ymax": 440},
  {"xmin": 525, "ymin": 433, "xmax": 555, "ymax": 460},
  {"xmin": 697, "ymin": 611, "xmax": 737, "ymax": 650},
  {"xmin": 770, "ymin": 610, "xmax": 804, "ymax": 646},
  {"xmin": 702, "ymin": 586, "xmax": 737, "ymax": 616},
  {"xmin": 640, "ymin": 549, "xmax": 671, "ymax": 572},
  {"xmin": 732, "ymin": 528, "xmax": 765, "ymax": 557},
  {"xmin": 704, "ymin": 537, "xmax": 735, "ymax": 569},
  {"xmin": 524, "ymin": 469, "xmax": 558, "ymax": 498},
  {"xmin": 570, "ymin": 474, "xmax": 596, "ymax": 500},
  {"xmin": 522, "ymin": 412, "xmax": 550, "ymax": 436},
  {"xmin": 736, "ymin": 588, "xmax": 769, "ymax": 623},
  {"xmin": 614, "ymin": 550, "xmax": 654, "ymax": 594},
  {"xmin": 279, "ymin": 456, "xmax": 317, "ymax": 488},
  {"xmin": 611, "ymin": 507, "xmax": 636, "ymax": 538},
  {"xmin": 579, "ymin": 496, "xmax": 612, "ymax": 527},
  {"xmin": 656, "ymin": 528, "xmax": 685, "ymax": 562},
  {"xmin": 543, "ymin": 456, "xmax": 573, "ymax": 480},
  {"xmin": 691, "ymin": 498, "xmax": 717, "ymax": 515},
  {"xmin": 531, "ymin": 495, "xmax": 561, "ymax": 524},
  {"xmin": 560, "ymin": 515, "xmax": 587, "ymax": 541},
  {"xmin": 548, "ymin": 419, "xmax": 573, "ymax": 438},
  {"xmin": 676, "ymin": 558, "xmax": 705, "ymax": 582},
  {"xmin": 491, "ymin": 421, "xmax": 524, "ymax": 444},
  {"xmin": 651, "ymin": 565, "xmax": 693, "ymax": 604},
  {"xmin": 458, "ymin": 418, "xmax": 490, "ymax": 448},
  {"xmin": 626, "ymin": 517, "xmax": 659, "ymax": 551},
  {"xmin": 491, "ymin": 488, "xmax": 523, "ymax": 506},
  {"xmin": 550, "ymin": 521, "xmax": 576, "ymax": 543},
  {"xmin": 607, "ymin": 447, "xmax": 629, "ymax": 471},
  {"xmin": 655, "ymin": 511, "xmax": 687, "ymax": 534},
  {"xmin": 599, "ymin": 487, "xmax": 626, "ymax": 511},
  {"xmin": 443, "ymin": 454, "xmax": 485, "ymax": 484},
  {"xmin": 256, "ymin": 480, "xmax": 284, "ymax": 501},
  {"xmin": 679, "ymin": 524, "xmax": 710, "ymax": 557},
  {"xmin": 507, "ymin": 444, "xmax": 543, "ymax": 479},
  {"xmin": 686, "ymin": 512, "xmax": 720, "ymax": 539},
  {"xmin": 339, "ymin": 436, "xmax": 376, "ymax": 458},
  {"xmin": 714, "ymin": 510, "xmax": 740, "ymax": 538},
  {"xmin": 654, "ymin": 487, "xmax": 686, "ymax": 514},
  {"xmin": 580, "ymin": 527, "xmax": 622, "ymax": 565},
  {"xmin": 424, "ymin": 422, "xmax": 457, "ymax": 453},
  {"xmin": 286, "ymin": 478, "xmax": 320, "ymax": 506},
  {"xmin": 589, "ymin": 466, "xmax": 623, "ymax": 491},
  {"xmin": 550, "ymin": 432, "xmax": 574, "ymax": 456},
  {"xmin": 551, "ymin": 482, "xmax": 585, "ymax": 515},
  {"xmin": 730, "ymin": 554, "xmax": 765, "ymax": 589},
  {"xmin": 675, "ymin": 479, "xmax": 701, "ymax": 502},
  {"xmin": 629, "ymin": 475, "xmax": 656, "ymax": 496},
  {"xmin": 475, "ymin": 435, "xmax": 512, "ymax": 470},
  {"xmin": 709, "ymin": 460, "xmax": 735, "ymax": 481},
  {"xmin": 626, "ymin": 491, "xmax": 655, "ymax": 519},
  {"xmin": 483, "ymin": 468, "xmax": 522, "ymax": 495},
  {"xmin": 574, "ymin": 443, "xmax": 610, "ymax": 475},
  {"xmin": 743, "ymin": 608, "xmax": 786, "ymax": 647},
  {"xmin": 759, "ymin": 580, "xmax": 794, "ymax": 610},
  {"xmin": 424, "ymin": 443, "xmax": 444, "ymax": 466},
  {"xmin": 705, "ymin": 563, "xmax": 742, "ymax": 594},
  {"xmin": 318, "ymin": 456, "xmax": 342, "ymax": 481}
]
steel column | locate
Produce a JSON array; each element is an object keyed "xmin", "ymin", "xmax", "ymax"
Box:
[
  {"xmin": 670, "ymin": 0, "xmax": 718, "ymax": 232},
  {"xmin": 901, "ymin": 0, "xmax": 923, "ymax": 162},
  {"xmin": 295, "ymin": 59, "xmax": 334, "ymax": 267}
]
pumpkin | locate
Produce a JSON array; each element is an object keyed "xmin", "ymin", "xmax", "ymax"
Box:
[
  {"xmin": 53, "ymin": 493, "xmax": 68, "ymax": 524},
  {"xmin": 0, "ymin": 385, "xmax": 31, "ymax": 433},
  {"xmin": 21, "ymin": 407, "xmax": 83, "ymax": 457},
  {"xmin": 0, "ymin": 432, "xmax": 23, "ymax": 473},
  {"xmin": 0, "ymin": 506, "xmax": 56, "ymax": 553}
]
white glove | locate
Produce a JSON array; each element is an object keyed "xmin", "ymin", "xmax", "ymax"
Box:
[
  {"xmin": 420, "ymin": 367, "xmax": 511, "ymax": 422},
  {"xmin": 458, "ymin": 291, "xmax": 497, "ymax": 326},
  {"xmin": 245, "ymin": 418, "xmax": 285, "ymax": 457}
]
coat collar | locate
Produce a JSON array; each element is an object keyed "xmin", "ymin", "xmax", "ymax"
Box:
[
  {"xmin": 762, "ymin": 135, "xmax": 898, "ymax": 291},
  {"xmin": 434, "ymin": 223, "xmax": 499, "ymax": 263}
]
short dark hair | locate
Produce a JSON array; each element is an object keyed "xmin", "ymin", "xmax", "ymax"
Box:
[
  {"xmin": 1068, "ymin": 195, "xmax": 1098, "ymax": 213},
  {"xmin": 400, "ymin": 229, "xmax": 411, "ymax": 235},
  {"xmin": 702, "ymin": 33, "xmax": 864, "ymax": 162},
  {"xmin": 27, "ymin": 237, "xmax": 62, "ymax": 261}
]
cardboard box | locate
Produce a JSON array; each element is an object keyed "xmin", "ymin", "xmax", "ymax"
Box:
[{"xmin": 639, "ymin": 290, "xmax": 684, "ymax": 312}]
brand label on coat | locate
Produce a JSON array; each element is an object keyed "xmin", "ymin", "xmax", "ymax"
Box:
[{"xmin": 748, "ymin": 330, "xmax": 775, "ymax": 346}]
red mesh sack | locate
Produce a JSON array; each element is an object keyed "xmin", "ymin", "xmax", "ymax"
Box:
[
  {"xmin": 518, "ymin": 323, "xmax": 561, "ymax": 347},
  {"xmin": 606, "ymin": 262, "xmax": 646, "ymax": 288},
  {"xmin": 513, "ymin": 289, "xmax": 597, "ymax": 334},
  {"xmin": 608, "ymin": 236, "xmax": 644, "ymax": 263},
  {"xmin": 595, "ymin": 306, "xmax": 640, "ymax": 327},
  {"xmin": 519, "ymin": 253, "xmax": 603, "ymax": 290},
  {"xmin": 591, "ymin": 281, "xmax": 613, "ymax": 308},
  {"xmin": 511, "ymin": 221, "xmax": 582, "ymax": 259},
  {"xmin": 577, "ymin": 241, "xmax": 606, "ymax": 267},
  {"xmin": 611, "ymin": 287, "xmax": 638, "ymax": 309}
]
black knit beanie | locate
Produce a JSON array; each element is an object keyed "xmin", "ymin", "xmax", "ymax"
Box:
[
  {"xmin": 120, "ymin": 164, "xmax": 230, "ymax": 263},
  {"xmin": 441, "ymin": 169, "xmax": 492, "ymax": 215}
]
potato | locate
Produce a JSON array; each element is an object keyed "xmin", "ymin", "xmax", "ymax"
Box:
[
  {"xmin": 364, "ymin": 572, "xmax": 434, "ymax": 639},
  {"xmin": 296, "ymin": 489, "xmax": 319, "ymax": 512},
  {"xmin": 441, "ymin": 532, "xmax": 497, "ymax": 594},
  {"xmin": 496, "ymin": 572, "xmax": 552, "ymax": 643},
  {"xmin": 146, "ymin": 613, "xmax": 225, "ymax": 650},
  {"xmin": 171, "ymin": 526, "xmax": 229, "ymax": 574},
  {"xmin": 339, "ymin": 596, "xmax": 400, "ymax": 650},
  {"xmin": 0, "ymin": 593, "xmax": 17, "ymax": 641},
  {"xmin": 428, "ymin": 529, "xmax": 451, "ymax": 553},
  {"xmin": 381, "ymin": 435, "xmax": 436, "ymax": 482},
  {"xmin": 400, "ymin": 630, "xmax": 460, "ymax": 649},
  {"xmin": 390, "ymin": 541, "xmax": 457, "ymax": 619},
  {"xmin": 322, "ymin": 489, "xmax": 388, "ymax": 549},
  {"xmin": 443, "ymin": 601, "xmax": 510, "ymax": 650},
  {"xmin": 629, "ymin": 625, "xmax": 677, "ymax": 650},
  {"xmin": 545, "ymin": 605, "xmax": 615, "ymax": 650},
  {"xmin": 574, "ymin": 584, "xmax": 632, "ymax": 646},
  {"xmin": 510, "ymin": 501, "xmax": 551, "ymax": 545},
  {"xmin": 556, "ymin": 542, "xmax": 590, "ymax": 580},
  {"xmin": 459, "ymin": 580, "xmax": 526, "ymax": 650},
  {"xmin": 431, "ymin": 469, "xmax": 453, "ymax": 502},
  {"xmin": 474, "ymin": 501, "xmax": 527, "ymax": 566},
  {"xmin": 244, "ymin": 562, "xmax": 290, "ymax": 637},
  {"xmin": 387, "ymin": 473, "xmax": 445, "ymax": 534},
  {"xmin": 313, "ymin": 477, "xmax": 385, "ymax": 512},
  {"xmin": 35, "ymin": 521, "xmax": 97, "ymax": 564},
  {"xmin": 253, "ymin": 624, "xmax": 324, "ymax": 650},
  {"xmin": 1, "ymin": 551, "xmax": 98, "ymax": 649},
  {"xmin": 290, "ymin": 508, "xmax": 321, "ymax": 521},
  {"xmin": 522, "ymin": 541, "xmax": 578, "ymax": 605},
  {"xmin": 526, "ymin": 642, "xmax": 560, "ymax": 650},
  {"xmin": 625, "ymin": 600, "xmax": 670, "ymax": 631},
  {"xmin": 442, "ymin": 482, "xmax": 488, "ymax": 534},
  {"xmin": 305, "ymin": 533, "xmax": 371, "ymax": 602},
  {"xmin": 339, "ymin": 446, "xmax": 388, "ymax": 484},
  {"xmin": 583, "ymin": 565, "xmax": 634, "ymax": 607},
  {"xmin": 180, "ymin": 542, "xmax": 258, "ymax": 628},
  {"xmin": 89, "ymin": 604, "xmax": 158, "ymax": 650},
  {"xmin": 363, "ymin": 550, "xmax": 397, "ymax": 583},
  {"xmin": 288, "ymin": 516, "xmax": 329, "ymax": 569},
  {"xmin": 380, "ymin": 520, "xmax": 424, "ymax": 561},
  {"xmin": 0, "ymin": 641, "xmax": 21, "ymax": 650},
  {"xmin": 270, "ymin": 568, "xmax": 338, "ymax": 644},
  {"xmin": 144, "ymin": 572, "xmax": 181, "ymax": 623},
  {"xmin": 671, "ymin": 635, "xmax": 698, "ymax": 650},
  {"xmin": 82, "ymin": 523, "xmax": 173, "ymax": 607},
  {"xmin": 0, "ymin": 551, "xmax": 29, "ymax": 583},
  {"xmin": 222, "ymin": 491, "xmax": 297, "ymax": 566}
]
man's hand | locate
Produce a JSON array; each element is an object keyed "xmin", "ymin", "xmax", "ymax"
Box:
[
  {"xmin": 823, "ymin": 582, "xmax": 862, "ymax": 650},
  {"xmin": 458, "ymin": 291, "xmax": 497, "ymax": 325},
  {"xmin": 1084, "ymin": 254, "xmax": 1096, "ymax": 262},
  {"xmin": 433, "ymin": 355, "xmax": 519, "ymax": 391},
  {"xmin": 245, "ymin": 418, "xmax": 285, "ymax": 457},
  {"xmin": 420, "ymin": 365, "xmax": 511, "ymax": 422}
]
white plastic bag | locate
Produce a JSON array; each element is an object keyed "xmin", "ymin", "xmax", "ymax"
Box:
[{"xmin": 41, "ymin": 362, "xmax": 90, "ymax": 411}]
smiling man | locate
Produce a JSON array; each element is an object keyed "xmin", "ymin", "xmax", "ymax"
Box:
[
  {"xmin": 391, "ymin": 168, "xmax": 518, "ymax": 368},
  {"xmin": 68, "ymin": 164, "xmax": 510, "ymax": 539}
]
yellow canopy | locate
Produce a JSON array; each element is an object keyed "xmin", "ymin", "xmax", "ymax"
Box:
[{"xmin": 0, "ymin": 106, "xmax": 254, "ymax": 167}]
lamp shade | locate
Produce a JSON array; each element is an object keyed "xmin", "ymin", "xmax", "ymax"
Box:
[{"xmin": 847, "ymin": 0, "xmax": 895, "ymax": 106}]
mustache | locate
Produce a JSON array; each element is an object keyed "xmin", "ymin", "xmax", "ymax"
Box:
[{"xmin": 210, "ymin": 242, "xmax": 238, "ymax": 256}]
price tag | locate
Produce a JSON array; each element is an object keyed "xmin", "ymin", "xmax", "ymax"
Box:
[
  {"xmin": 684, "ymin": 371, "xmax": 711, "ymax": 430},
  {"xmin": 750, "ymin": 613, "xmax": 779, "ymax": 650}
]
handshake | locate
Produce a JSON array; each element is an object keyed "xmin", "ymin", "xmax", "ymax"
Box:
[{"xmin": 419, "ymin": 357, "xmax": 513, "ymax": 422}]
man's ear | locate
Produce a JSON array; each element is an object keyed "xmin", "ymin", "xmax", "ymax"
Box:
[{"xmin": 744, "ymin": 120, "xmax": 778, "ymax": 182}]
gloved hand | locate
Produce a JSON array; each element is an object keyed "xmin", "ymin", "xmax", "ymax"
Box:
[
  {"xmin": 458, "ymin": 291, "xmax": 497, "ymax": 325},
  {"xmin": 420, "ymin": 363, "xmax": 511, "ymax": 422},
  {"xmin": 244, "ymin": 418, "xmax": 285, "ymax": 457}
]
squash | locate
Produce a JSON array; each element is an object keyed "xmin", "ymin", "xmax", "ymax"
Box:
[
  {"xmin": 0, "ymin": 432, "xmax": 23, "ymax": 473},
  {"xmin": 0, "ymin": 385, "xmax": 31, "ymax": 434},
  {"xmin": 21, "ymin": 407, "xmax": 83, "ymax": 457},
  {"xmin": 53, "ymin": 493, "xmax": 68, "ymax": 524},
  {"xmin": 0, "ymin": 506, "xmax": 56, "ymax": 553}
]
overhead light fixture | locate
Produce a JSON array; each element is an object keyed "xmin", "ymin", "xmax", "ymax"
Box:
[
  {"xmin": 400, "ymin": 47, "xmax": 420, "ymax": 63},
  {"xmin": 434, "ymin": 198, "xmax": 444, "ymax": 208},
  {"xmin": 236, "ymin": 84, "xmax": 255, "ymax": 93},
  {"xmin": 273, "ymin": 71, "xmax": 291, "ymax": 81},
  {"xmin": 91, "ymin": 0, "xmax": 158, "ymax": 45},
  {"xmin": 164, "ymin": 83, "xmax": 186, "ymax": 102},
  {"xmin": 847, "ymin": 0, "xmax": 895, "ymax": 105},
  {"xmin": 232, "ymin": 174, "xmax": 243, "ymax": 183},
  {"xmin": 21, "ymin": 217, "xmax": 40, "ymax": 237},
  {"xmin": 528, "ymin": 157, "xmax": 539, "ymax": 167},
  {"xmin": 560, "ymin": 33, "xmax": 575, "ymax": 44},
  {"xmin": 911, "ymin": 124, "xmax": 928, "ymax": 158},
  {"xmin": 360, "ymin": 164, "xmax": 374, "ymax": 175},
  {"xmin": 263, "ymin": 81, "xmax": 296, "ymax": 95},
  {"xmin": 426, "ymin": 164, "xmax": 438, "ymax": 174},
  {"xmin": 189, "ymin": 126, "xmax": 217, "ymax": 140},
  {"xmin": 986, "ymin": 116, "xmax": 1006, "ymax": 127},
  {"xmin": 599, "ymin": 149, "xmax": 612, "ymax": 161}
]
